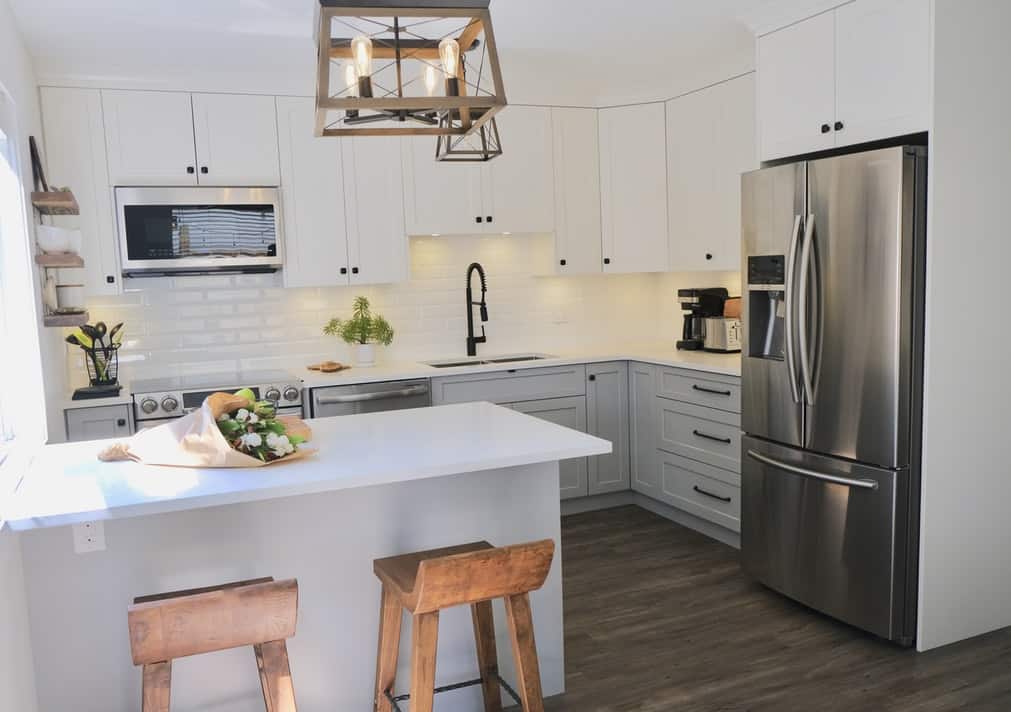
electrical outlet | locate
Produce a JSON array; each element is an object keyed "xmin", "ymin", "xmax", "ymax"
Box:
[{"xmin": 72, "ymin": 521, "xmax": 106, "ymax": 553}]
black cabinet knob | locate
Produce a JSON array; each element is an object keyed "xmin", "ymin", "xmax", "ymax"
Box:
[
  {"xmin": 588, "ymin": 374, "xmax": 596, "ymax": 382},
  {"xmin": 186, "ymin": 166, "xmax": 195, "ymax": 174},
  {"xmin": 705, "ymin": 253, "xmax": 713, "ymax": 261},
  {"xmin": 603, "ymin": 257, "xmax": 611, "ymax": 265},
  {"xmin": 834, "ymin": 121, "xmax": 844, "ymax": 131},
  {"xmin": 106, "ymin": 275, "xmax": 115, "ymax": 284},
  {"xmin": 820, "ymin": 124, "xmax": 831, "ymax": 134},
  {"xmin": 351, "ymin": 267, "xmax": 359, "ymax": 274},
  {"xmin": 476, "ymin": 216, "xmax": 483, "ymax": 223},
  {"xmin": 200, "ymin": 166, "xmax": 209, "ymax": 174},
  {"xmin": 340, "ymin": 267, "xmax": 348, "ymax": 275},
  {"xmin": 559, "ymin": 259, "xmax": 567, "ymax": 266},
  {"xmin": 116, "ymin": 418, "xmax": 126, "ymax": 427},
  {"xmin": 486, "ymin": 216, "xmax": 493, "ymax": 223}
]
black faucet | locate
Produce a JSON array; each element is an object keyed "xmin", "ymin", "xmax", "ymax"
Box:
[{"xmin": 466, "ymin": 262, "xmax": 488, "ymax": 357}]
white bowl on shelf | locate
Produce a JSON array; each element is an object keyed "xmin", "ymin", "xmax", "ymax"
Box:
[{"xmin": 36, "ymin": 225, "xmax": 82, "ymax": 255}]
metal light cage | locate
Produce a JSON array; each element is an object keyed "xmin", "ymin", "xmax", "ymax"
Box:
[
  {"xmin": 314, "ymin": 0, "xmax": 507, "ymax": 146},
  {"xmin": 435, "ymin": 113, "xmax": 502, "ymax": 161}
]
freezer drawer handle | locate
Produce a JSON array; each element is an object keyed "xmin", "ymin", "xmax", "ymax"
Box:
[
  {"xmin": 692, "ymin": 384, "xmax": 732, "ymax": 396},
  {"xmin": 315, "ymin": 385, "xmax": 428, "ymax": 405},
  {"xmin": 746, "ymin": 450, "xmax": 879, "ymax": 490},
  {"xmin": 693, "ymin": 485, "xmax": 732, "ymax": 503},
  {"xmin": 692, "ymin": 429, "xmax": 732, "ymax": 445}
]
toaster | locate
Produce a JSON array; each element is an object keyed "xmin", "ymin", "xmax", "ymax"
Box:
[{"xmin": 703, "ymin": 317, "xmax": 742, "ymax": 353}]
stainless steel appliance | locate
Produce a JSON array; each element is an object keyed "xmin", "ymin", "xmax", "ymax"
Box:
[
  {"xmin": 740, "ymin": 145, "xmax": 926, "ymax": 646},
  {"xmin": 132, "ymin": 370, "xmax": 303, "ymax": 425},
  {"xmin": 116, "ymin": 187, "xmax": 283, "ymax": 276},
  {"xmin": 310, "ymin": 380, "xmax": 431, "ymax": 418},
  {"xmin": 703, "ymin": 317, "xmax": 742, "ymax": 353},
  {"xmin": 676, "ymin": 287, "xmax": 729, "ymax": 350}
]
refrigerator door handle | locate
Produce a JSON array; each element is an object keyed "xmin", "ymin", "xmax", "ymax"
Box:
[
  {"xmin": 746, "ymin": 449, "xmax": 880, "ymax": 490},
  {"xmin": 798, "ymin": 213, "xmax": 817, "ymax": 405},
  {"xmin": 784, "ymin": 214, "xmax": 803, "ymax": 404}
]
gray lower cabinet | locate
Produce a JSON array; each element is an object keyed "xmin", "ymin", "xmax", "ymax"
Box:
[
  {"xmin": 65, "ymin": 404, "xmax": 134, "ymax": 442},
  {"xmin": 431, "ymin": 364, "xmax": 587, "ymax": 405},
  {"xmin": 586, "ymin": 361, "xmax": 630, "ymax": 495},
  {"xmin": 657, "ymin": 450, "xmax": 741, "ymax": 533},
  {"xmin": 508, "ymin": 397, "xmax": 589, "ymax": 500},
  {"xmin": 629, "ymin": 362, "xmax": 660, "ymax": 497},
  {"xmin": 658, "ymin": 398, "xmax": 741, "ymax": 473}
]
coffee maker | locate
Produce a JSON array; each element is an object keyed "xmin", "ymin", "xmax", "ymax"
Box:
[{"xmin": 676, "ymin": 288, "xmax": 729, "ymax": 350}]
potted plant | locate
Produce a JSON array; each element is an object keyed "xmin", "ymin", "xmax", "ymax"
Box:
[{"xmin": 324, "ymin": 296, "xmax": 394, "ymax": 367}]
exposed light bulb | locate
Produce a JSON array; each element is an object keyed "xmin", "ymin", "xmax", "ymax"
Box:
[
  {"xmin": 424, "ymin": 64, "xmax": 439, "ymax": 96},
  {"xmin": 351, "ymin": 34, "xmax": 373, "ymax": 78},
  {"xmin": 344, "ymin": 63, "xmax": 358, "ymax": 98},
  {"xmin": 439, "ymin": 38, "xmax": 460, "ymax": 78}
]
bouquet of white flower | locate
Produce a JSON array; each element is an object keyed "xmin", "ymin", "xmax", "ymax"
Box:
[{"xmin": 216, "ymin": 388, "xmax": 308, "ymax": 463}]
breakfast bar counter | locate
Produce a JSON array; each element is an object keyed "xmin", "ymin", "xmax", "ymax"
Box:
[{"xmin": 3, "ymin": 402, "xmax": 609, "ymax": 712}]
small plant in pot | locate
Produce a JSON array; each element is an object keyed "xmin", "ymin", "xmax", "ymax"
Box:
[{"xmin": 324, "ymin": 296, "xmax": 394, "ymax": 367}]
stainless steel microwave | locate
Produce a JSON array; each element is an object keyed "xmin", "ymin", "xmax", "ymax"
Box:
[{"xmin": 115, "ymin": 186, "xmax": 283, "ymax": 276}]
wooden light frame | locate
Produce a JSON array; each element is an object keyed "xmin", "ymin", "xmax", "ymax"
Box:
[{"xmin": 314, "ymin": 0, "xmax": 508, "ymax": 138}]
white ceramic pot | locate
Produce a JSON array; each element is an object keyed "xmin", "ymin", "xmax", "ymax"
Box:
[
  {"xmin": 37, "ymin": 225, "xmax": 82, "ymax": 255},
  {"xmin": 355, "ymin": 343, "xmax": 376, "ymax": 367},
  {"xmin": 56, "ymin": 283, "xmax": 85, "ymax": 312}
]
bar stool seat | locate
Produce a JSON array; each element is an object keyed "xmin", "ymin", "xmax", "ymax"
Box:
[
  {"xmin": 373, "ymin": 539, "xmax": 555, "ymax": 712},
  {"xmin": 127, "ymin": 577, "xmax": 299, "ymax": 712}
]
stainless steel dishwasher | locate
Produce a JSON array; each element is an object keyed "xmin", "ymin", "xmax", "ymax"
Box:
[{"xmin": 310, "ymin": 379, "xmax": 431, "ymax": 418}]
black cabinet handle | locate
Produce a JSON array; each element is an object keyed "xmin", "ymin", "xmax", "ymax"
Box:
[
  {"xmin": 588, "ymin": 374, "xmax": 596, "ymax": 382},
  {"xmin": 486, "ymin": 216, "xmax": 493, "ymax": 223},
  {"xmin": 340, "ymin": 267, "xmax": 348, "ymax": 275},
  {"xmin": 603, "ymin": 258, "xmax": 611, "ymax": 265},
  {"xmin": 116, "ymin": 418, "xmax": 127, "ymax": 427},
  {"xmin": 200, "ymin": 166, "xmax": 209, "ymax": 174},
  {"xmin": 351, "ymin": 267, "xmax": 359, "ymax": 274},
  {"xmin": 834, "ymin": 121, "xmax": 844, "ymax": 131},
  {"xmin": 692, "ymin": 384, "xmax": 732, "ymax": 396},
  {"xmin": 705, "ymin": 253, "xmax": 713, "ymax": 261},
  {"xmin": 106, "ymin": 275, "xmax": 115, "ymax": 284},
  {"xmin": 692, "ymin": 429, "xmax": 732, "ymax": 444},
  {"xmin": 559, "ymin": 259, "xmax": 567, "ymax": 266},
  {"xmin": 476, "ymin": 216, "xmax": 483, "ymax": 223},
  {"xmin": 820, "ymin": 124, "xmax": 831, "ymax": 134},
  {"xmin": 693, "ymin": 485, "xmax": 732, "ymax": 503},
  {"xmin": 186, "ymin": 166, "xmax": 195, "ymax": 174}
]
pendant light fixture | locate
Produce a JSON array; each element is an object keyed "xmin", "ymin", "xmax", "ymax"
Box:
[{"xmin": 314, "ymin": 0, "xmax": 507, "ymax": 160}]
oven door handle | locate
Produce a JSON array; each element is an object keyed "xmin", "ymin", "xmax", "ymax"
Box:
[
  {"xmin": 746, "ymin": 450, "xmax": 879, "ymax": 490},
  {"xmin": 315, "ymin": 385, "xmax": 428, "ymax": 405}
]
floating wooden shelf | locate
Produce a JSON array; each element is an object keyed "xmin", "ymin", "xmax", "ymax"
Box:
[
  {"xmin": 43, "ymin": 310, "xmax": 89, "ymax": 328},
  {"xmin": 35, "ymin": 252, "xmax": 84, "ymax": 268},
  {"xmin": 31, "ymin": 189, "xmax": 79, "ymax": 215}
]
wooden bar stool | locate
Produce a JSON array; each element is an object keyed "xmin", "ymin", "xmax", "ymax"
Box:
[
  {"xmin": 373, "ymin": 539, "xmax": 555, "ymax": 712},
  {"xmin": 127, "ymin": 577, "xmax": 299, "ymax": 712}
]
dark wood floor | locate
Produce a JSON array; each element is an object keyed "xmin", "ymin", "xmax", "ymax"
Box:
[{"xmin": 543, "ymin": 506, "xmax": 1011, "ymax": 712}]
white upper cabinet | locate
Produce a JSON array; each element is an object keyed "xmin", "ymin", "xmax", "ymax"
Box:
[
  {"xmin": 668, "ymin": 74, "xmax": 756, "ymax": 272},
  {"xmin": 834, "ymin": 0, "xmax": 930, "ymax": 146},
  {"xmin": 342, "ymin": 136, "xmax": 408, "ymax": 286},
  {"xmin": 551, "ymin": 107, "xmax": 602, "ymax": 275},
  {"xmin": 103, "ymin": 90, "xmax": 280, "ymax": 186},
  {"xmin": 102, "ymin": 90, "xmax": 198, "ymax": 185},
  {"xmin": 40, "ymin": 87, "xmax": 122, "ymax": 296},
  {"xmin": 192, "ymin": 93, "xmax": 280, "ymax": 186},
  {"xmin": 402, "ymin": 106, "xmax": 554, "ymax": 235},
  {"xmin": 757, "ymin": 0, "xmax": 930, "ymax": 161},
  {"xmin": 757, "ymin": 11, "xmax": 836, "ymax": 161},
  {"xmin": 599, "ymin": 103, "xmax": 669, "ymax": 274},
  {"xmin": 481, "ymin": 106, "xmax": 555, "ymax": 234},
  {"xmin": 275, "ymin": 96, "xmax": 350, "ymax": 288}
]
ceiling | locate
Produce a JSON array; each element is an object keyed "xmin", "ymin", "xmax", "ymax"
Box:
[{"xmin": 10, "ymin": 0, "xmax": 766, "ymax": 106}]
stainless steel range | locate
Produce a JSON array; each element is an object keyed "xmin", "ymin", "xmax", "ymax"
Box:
[{"xmin": 131, "ymin": 370, "xmax": 304, "ymax": 425}]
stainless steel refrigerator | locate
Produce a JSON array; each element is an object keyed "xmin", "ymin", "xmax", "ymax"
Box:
[{"xmin": 740, "ymin": 145, "xmax": 926, "ymax": 646}]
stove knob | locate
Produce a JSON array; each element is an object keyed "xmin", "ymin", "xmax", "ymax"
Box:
[
  {"xmin": 283, "ymin": 386, "xmax": 300, "ymax": 402},
  {"xmin": 161, "ymin": 396, "xmax": 179, "ymax": 413},
  {"xmin": 140, "ymin": 398, "xmax": 158, "ymax": 414},
  {"xmin": 264, "ymin": 387, "xmax": 281, "ymax": 402}
]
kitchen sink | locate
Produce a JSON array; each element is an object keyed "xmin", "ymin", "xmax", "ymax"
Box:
[{"xmin": 424, "ymin": 354, "xmax": 555, "ymax": 368}]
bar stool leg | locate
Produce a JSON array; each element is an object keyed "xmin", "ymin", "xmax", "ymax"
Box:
[
  {"xmin": 141, "ymin": 661, "xmax": 171, "ymax": 712},
  {"xmin": 255, "ymin": 641, "xmax": 297, "ymax": 712},
  {"xmin": 504, "ymin": 593, "xmax": 545, "ymax": 712},
  {"xmin": 471, "ymin": 601, "xmax": 504, "ymax": 712},
  {"xmin": 409, "ymin": 611, "xmax": 440, "ymax": 712},
  {"xmin": 374, "ymin": 586, "xmax": 404, "ymax": 712}
]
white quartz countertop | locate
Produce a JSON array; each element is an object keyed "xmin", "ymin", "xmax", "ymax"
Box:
[
  {"xmin": 300, "ymin": 345, "xmax": 741, "ymax": 389},
  {"xmin": 2, "ymin": 402, "xmax": 610, "ymax": 531}
]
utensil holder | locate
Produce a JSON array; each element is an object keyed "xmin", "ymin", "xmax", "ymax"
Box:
[{"xmin": 85, "ymin": 344, "xmax": 120, "ymax": 386}]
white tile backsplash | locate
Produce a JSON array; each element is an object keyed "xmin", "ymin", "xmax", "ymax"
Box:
[{"xmin": 74, "ymin": 234, "xmax": 741, "ymax": 387}]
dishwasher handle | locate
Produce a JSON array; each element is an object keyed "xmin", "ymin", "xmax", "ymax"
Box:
[{"xmin": 315, "ymin": 384, "xmax": 429, "ymax": 405}]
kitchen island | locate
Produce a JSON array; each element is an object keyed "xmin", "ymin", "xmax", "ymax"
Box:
[{"xmin": 2, "ymin": 402, "xmax": 610, "ymax": 712}]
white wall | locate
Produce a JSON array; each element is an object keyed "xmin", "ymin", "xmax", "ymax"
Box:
[{"xmin": 917, "ymin": 0, "xmax": 1011, "ymax": 651}]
